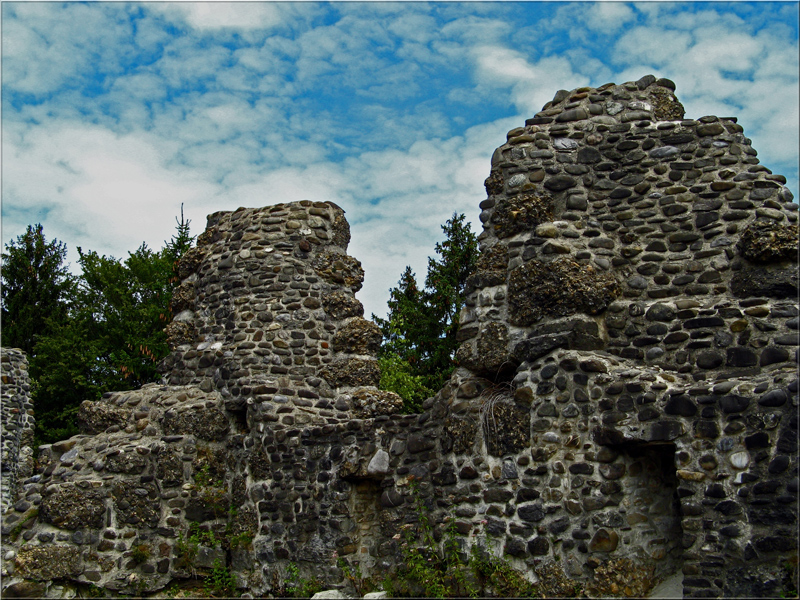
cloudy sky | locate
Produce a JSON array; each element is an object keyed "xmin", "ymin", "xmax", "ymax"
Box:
[{"xmin": 3, "ymin": 2, "xmax": 798, "ymax": 319}]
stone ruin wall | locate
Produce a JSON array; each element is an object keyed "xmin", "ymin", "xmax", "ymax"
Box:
[
  {"xmin": 158, "ymin": 200, "xmax": 402, "ymax": 418},
  {"xmin": 448, "ymin": 74, "xmax": 798, "ymax": 597},
  {"xmin": 1, "ymin": 348, "xmax": 35, "ymax": 514},
  {"xmin": 1, "ymin": 76, "xmax": 797, "ymax": 599}
]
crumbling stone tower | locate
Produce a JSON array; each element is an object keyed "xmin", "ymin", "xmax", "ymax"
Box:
[
  {"xmin": 450, "ymin": 74, "xmax": 798, "ymax": 597},
  {"xmin": 158, "ymin": 201, "xmax": 401, "ymax": 419}
]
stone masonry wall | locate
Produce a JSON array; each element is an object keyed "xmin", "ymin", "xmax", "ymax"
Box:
[
  {"xmin": 1, "ymin": 348, "xmax": 35, "ymax": 514},
  {"xmin": 448, "ymin": 74, "xmax": 798, "ymax": 598},
  {"xmin": 1, "ymin": 76, "xmax": 797, "ymax": 599},
  {"xmin": 157, "ymin": 201, "xmax": 401, "ymax": 419}
]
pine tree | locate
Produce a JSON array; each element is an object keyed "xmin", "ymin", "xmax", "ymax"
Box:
[
  {"xmin": 164, "ymin": 203, "xmax": 194, "ymax": 275},
  {"xmin": 420, "ymin": 212, "xmax": 479, "ymax": 382},
  {"xmin": 1, "ymin": 224, "xmax": 74, "ymax": 354},
  {"xmin": 28, "ymin": 211, "xmax": 194, "ymax": 445},
  {"xmin": 374, "ymin": 213, "xmax": 478, "ymax": 410}
]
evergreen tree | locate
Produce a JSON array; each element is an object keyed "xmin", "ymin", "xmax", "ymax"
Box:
[
  {"xmin": 420, "ymin": 212, "xmax": 479, "ymax": 381},
  {"xmin": 377, "ymin": 266, "xmax": 424, "ymax": 360},
  {"xmin": 1, "ymin": 224, "xmax": 74, "ymax": 354},
  {"xmin": 72, "ymin": 242, "xmax": 177, "ymax": 385},
  {"xmin": 374, "ymin": 213, "xmax": 478, "ymax": 411},
  {"xmin": 29, "ymin": 212, "xmax": 194, "ymax": 445},
  {"xmin": 164, "ymin": 203, "xmax": 194, "ymax": 275},
  {"xmin": 29, "ymin": 318, "xmax": 108, "ymax": 442}
]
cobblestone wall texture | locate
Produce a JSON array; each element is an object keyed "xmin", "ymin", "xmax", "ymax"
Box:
[
  {"xmin": 2, "ymin": 76, "xmax": 798, "ymax": 599},
  {"xmin": 1, "ymin": 348, "xmax": 35, "ymax": 514}
]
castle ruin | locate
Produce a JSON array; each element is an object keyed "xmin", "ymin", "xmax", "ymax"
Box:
[{"xmin": 2, "ymin": 75, "xmax": 798, "ymax": 598}]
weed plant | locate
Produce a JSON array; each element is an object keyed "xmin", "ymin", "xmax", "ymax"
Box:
[
  {"xmin": 470, "ymin": 545, "xmax": 537, "ymax": 596},
  {"xmin": 281, "ymin": 562, "xmax": 324, "ymax": 598},
  {"xmin": 193, "ymin": 462, "xmax": 228, "ymax": 518},
  {"xmin": 131, "ymin": 543, "xmax": 151, "ymax": 564},
  {"xmin": 204, "ymin": 559, "xmax": 237, "ymax": 597},
  {"xmin": 336, "ymin": 555, "xmax": 380, "ymax": 597},
  {"xmin": 377, "ymin": 479, "xmax": 538, "ymax": 597}
]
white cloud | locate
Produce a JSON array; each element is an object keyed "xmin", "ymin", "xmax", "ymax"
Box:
[
  {"xmin": 2, "ymin": 122, "xmax": 213, "ymax": 264},
  {"xmin": 473, "ymin": 45, "xmax": 537, "ymax": 87},
  {"xmin": 614, "ymin": 27, "xmax": 693, "ymax": 65},
  {"xmin": 470, "ymin": 45, "xmax": 588, "ymax": 115},
  {"xmin": 108, "ymin": 72, "xmax": 170, "ymax": 104},
  {"xmin": 439, "ymin": 14, "xmax": 511, "ymax": 46},
  {"xmin": 386, "ymin": 12, "xmax": 437, "ymax": 45},
  {"xmin": 2, "ymin": 1, "xmax": 797, "ymax": 322},
  {"xmin": 1, "ymin": 3, "xmax": 133, "ymax": 95},
  {"xmin": 148, "ymin": 2, "xmax": 297, "ymax": 31},
  {"xmin": 585, "ymin": 3, "xmax": 636, "ymax": 34},
  {"xmin": 547, "ymin": 2, "xmax": 637, "ymax": 39},
  {"xmin": 666, "ymin": 7, "xmax": 747, "ymax": 32}
]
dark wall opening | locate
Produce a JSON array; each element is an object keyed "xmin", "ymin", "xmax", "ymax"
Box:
[{"xmin": 606, "ymin": 441, "xmax": 684, "ymax": 585}]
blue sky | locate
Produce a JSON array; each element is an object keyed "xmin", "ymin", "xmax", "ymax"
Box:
[{"xmin": 3, "ymin": 2, "xmax": 798, "ymax": 319}]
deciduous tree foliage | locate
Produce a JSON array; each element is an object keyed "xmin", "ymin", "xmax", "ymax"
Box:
[{"xmin": 374, "ymin": 213, "xmax": 478, "ymax": 411}]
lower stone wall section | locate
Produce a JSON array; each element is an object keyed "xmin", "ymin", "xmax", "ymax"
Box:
[{"xmin": 1, "ymin": 357, "xmax": 796, "ymax": 597}]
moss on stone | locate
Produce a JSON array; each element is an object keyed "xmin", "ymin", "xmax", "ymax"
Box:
[
  {"xmin": 247, "ymin": 447, "xmax": 271, "ymax": 481},
  {"xmin": 40, "ymin": 484, "xmax": 106, "ymax": 530},
  {"xmin": 332, "ymin": 318, "xmax": 382, "ymax": 355},
  {"xmin": 534, "ymin": 561, "xmax": 582, "ymax": 597},
  {"xmin": 162, "ymin": 404, "xmax": 229, "ymax": 441},
  {"xmin": 321, "ymin": 357, "xmax": 380, "ymax": 388},
  {"xmin": 105, "ymin": 449, "xmax": 147, "ymax": 474},
  {"xmin": 481, "ymin": 393, "xmax": 530, "ymax": 457},
  {"xmin": 465, "ymin": 244, "xmax": 509, "ymax": 292},
  {"xmin": 508, "ymin": 257, "xmax": 620, "ymax": 326},
  {"xmin": 455, "ymin": 322, "xmax": 518, "ymax": 378},
  {"xmin": 15, "ymin": 546, "xmax": 83, "ymax": 580},
  {"xmin": 476, "ymin": 244, "xmax": 509, "ymax": 273},
  {"xmin": 585, "ymin": 558, "xmax": 658, "ymax": 598},
  {"xmin": 165, "ymin": 320, "xmax": 196, "ymax": 349},
  {"xmin": 312, "ymin": 251, "xmax": 364, "ymax": 291},
  {"xmin": 112, "ymin": 480, "xmax": 161, "ymax": 527},
  {"xmin": 444, "ymin": 415, "xmax": 478, "ymax": 454},
  {"xmin": 350, "ymin": 387, "xmax": 403, "ymax": 417},
  {"xmin": 331, "ymin": 212, "xmax": 351, "ymax": 250},
  {"xmin": 738, "ymin": 221, "xmax": 799, "ymax": 263},
  {"xmin": 155, "ymin": 449, "xmax": 184, "ymax": 487},
  {"xmin": 176, "ymin": 246, "xmax": 208, "ymax": 279},
  {"xmin": 491, "ymin": 193, "xmax": 554, "ymax": 239},
  {"xmin": 170, "ymin": 281, "xmax": 196, "ymax": 313},
  {"xmin": 322, "ymin": 291, "xmax": 364, "ymax": 320},
  {"xmin": 649, "ymin": 86, "xmax": 685, "ymax": 121},
  {"xmin": 484, "ymin": 170, "xmax": 504, "ymax": 196},
  {"xmin": 76, "ymin": 400, "xmax": 131, "ymax": 434}
]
